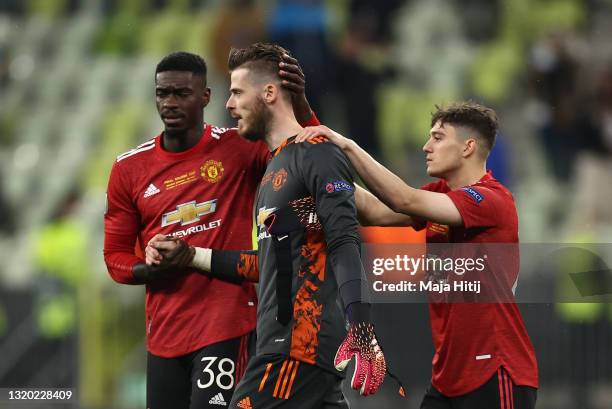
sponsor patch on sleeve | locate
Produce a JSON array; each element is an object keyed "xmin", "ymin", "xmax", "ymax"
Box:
[
  {"xmin": 462, "ymin": 187, "xmax": 484, "ymax": 203},
  {"xmin": 325, "ymin": 180, "xmax": 354, "ymax": 193}
]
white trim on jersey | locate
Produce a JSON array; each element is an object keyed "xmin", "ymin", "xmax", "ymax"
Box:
[
  {"xmin": 211, "ymin": 126, "xmax": 237, "ymax": 140},
  {"xmin": 117, "ymin": 139, "xmax": 156, "ymax": 162},
  {"xmin": 511, "ymin": 275, "xmax": 518, "ymax": 296}
]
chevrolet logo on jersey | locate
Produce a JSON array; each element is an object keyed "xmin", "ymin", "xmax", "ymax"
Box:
[
  {"xmin": 162, "ymin": 199, "xmax": 218, "ymax": 227},
  {"xmin": 257, "ymin": 206, "xmax": 278, "ymax": 228},
  {"xmin": 256, "ymin": 206, "xmax": 277, "ymax": 241}
]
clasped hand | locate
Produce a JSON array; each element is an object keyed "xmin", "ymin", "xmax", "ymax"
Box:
[{"xmin": 145, "ymin": 234, "xmax": 194, "ymax": 268}]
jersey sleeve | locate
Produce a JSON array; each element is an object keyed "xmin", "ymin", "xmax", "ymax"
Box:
[
  {"xmin": 445, "ymin": 185, "xmax": 502, "ymax": 229},
  {"xmin": 211, "ymin": 249, "xmax": 259, "ymax": 283},
  {"xmin": 103, "ymin": 160, "xmax": 143, "ymax": 284},
  {"xmin": 411, "ymin": 181, "xmax": 443, "ymax": 231},
  {"xmin": 299, "ymin": 111, "xmax": 321, "ymax": 127},
  {"xmin": 301, "ymin": 142, "xmax": 369, "ymax": 309}
]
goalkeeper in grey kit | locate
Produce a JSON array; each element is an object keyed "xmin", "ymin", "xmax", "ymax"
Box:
[{"xmin": 146, "ymin": 42, "xmax": 394, "ymax": 409}]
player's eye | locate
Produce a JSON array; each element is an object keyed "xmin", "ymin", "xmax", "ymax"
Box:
[{"xmin": 156, "ymin": 90, "xmax": 169, "ymax": 97}]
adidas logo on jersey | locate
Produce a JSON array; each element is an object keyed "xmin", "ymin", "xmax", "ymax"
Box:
[
  {"xmin": 236, "ymin": 396, "xmax": 252, "ymax": 409},
  {"xmin": 143, "ymin": 183, "xmax": 160, "ymax": 198},
  {"xmin": 208, "ymin": 392, "xmax": 227, "ymax": 406}
]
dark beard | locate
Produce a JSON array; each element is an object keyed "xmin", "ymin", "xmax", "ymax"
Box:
[
  {"xmin": 240, "ymin": 97, "xmax": 271, "ymax": 142},
  {"xmin": 164, "ymin": 127, "xmax": 185, "ymax": 138}
]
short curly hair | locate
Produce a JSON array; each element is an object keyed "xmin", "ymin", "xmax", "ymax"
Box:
[
  {"xmin": 156, "ymin": 51, "xmax": 207, "ymax": 78},
  {"xmin": 431, "ymin": 101, "xmax": 498, "ymax": 153}
]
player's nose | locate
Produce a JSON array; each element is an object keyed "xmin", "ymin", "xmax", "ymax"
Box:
[
  {"xmin": 225, "ymin": 96, "xmax": 234, "ymax": 111},
  {"xmin": 162, "ymin": 94, "xmax": 179, "ymax": 110}
]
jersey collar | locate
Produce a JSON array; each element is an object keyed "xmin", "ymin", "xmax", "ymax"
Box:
[
  {"xmin": 441, "ymin": 170, "xmax": 495, "ymax": 190},
  {"xmin": 154, "ymin": 124, "xmax": 212, "ymax": 161},
  {"xmin": 271, "ymin": 135, "xmax": 297, "ymax": 158}
]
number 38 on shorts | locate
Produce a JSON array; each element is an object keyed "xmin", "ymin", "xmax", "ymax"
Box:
[{"xmin": 197, "ymin": 356, "xmax": 236, "ymax": 390}]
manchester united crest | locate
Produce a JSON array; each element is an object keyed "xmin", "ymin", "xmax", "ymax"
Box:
[
  {"xmin": 272, "ymin": 168, "xmax": 288, "ymax": 191},
  {"xmin": 201, "ymin": 160, "xmax": 224, "ymax": 183}
]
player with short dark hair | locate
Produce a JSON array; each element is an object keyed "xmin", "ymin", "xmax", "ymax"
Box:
[
  {"xmin": 294, "ymin": 101, "xmax": 539, "ymax": 409},
  {"xmin": 430, "ymin": 102, "xmax": 498, "ymax": 154},
  {"xmin": 145, "ymin": 43, "xmax": 390, "ymax": 409},
  {"xmin": 103, "ymin": 50, "xmax": 319, "ymax": 409},
  {"xmin": 227, "ymin": 42, "xmax": 287, "ymax": 74},
  {"xmin": 156, "ymin": 51, "xmax": 208, "ymax": 76}
]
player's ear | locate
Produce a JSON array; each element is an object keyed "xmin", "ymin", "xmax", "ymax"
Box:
[
  {"xmin": 202, "ymin": 87, "xmax": 211, "ymax": 108},
  {"xmin": 263, "ymin": 83, "xmax": 277, "ymax": 104},
  {"xmin": 463, "ymin": 138, "xmax": 477, "ymax": 158}
]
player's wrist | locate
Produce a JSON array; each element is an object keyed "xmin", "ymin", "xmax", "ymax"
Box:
[
  {"xmin": 339, "ymin": 137, "xmax": 356, "ymax": 152},
  {"xmin": 132, "ymin": 262, "xmax": 168, "ymax": 283},
  {"xmin": 346, "ymin": 302, "xmax": 371, "ymax": 324},
  {"xmin": 190, "ymin": 246, "xmax": 212, "ymax": 271},
  {"xmin": 295, "ymin": 100, "xmax": 313, "ymax": 125}
]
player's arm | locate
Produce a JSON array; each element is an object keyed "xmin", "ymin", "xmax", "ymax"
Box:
[
  {"xmin": 279, "ymin": 53, "xmax": 319, "ymax": 126},
  {"xmin": 210, "ymin": 249, "xmax": 259, "ymax": 283},
  {"xmin": 296, "ymin": 126, "xmax": 463, "ymax": 226},
  {"xmin": 103, "ymin": 161, "xmax": 179, "ymax": 284},
  {"xmin": 145, "ymin": 235, "xmax": 259, "ymax": 283},
  {"xmin": 301, "ymin": 142, "xmax": 387, "ymax": 396},
  {"xmin": 355, "ymin": 185, "xmax": 414, "ymax": 227},
  {"xmin": 301, "ymin": 143, "xmax": 370, "ymax": 315}
]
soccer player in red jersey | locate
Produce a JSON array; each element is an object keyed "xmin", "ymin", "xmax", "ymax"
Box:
[
  {"xmin": 295, "ymin": 102, "xmax": 538, "ymax": 409},
  {"xmin": 144, "ymin": 43, "xmax": 391, "ymax": 409},
  {"xmin": 103, "ymin": 51, "xmax": 319, "ymax": 409}
]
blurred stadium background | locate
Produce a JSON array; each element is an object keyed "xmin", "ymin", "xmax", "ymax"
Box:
[{"xmin": 0, "ymin": 0, "xmax": 612, "ymax": 408}]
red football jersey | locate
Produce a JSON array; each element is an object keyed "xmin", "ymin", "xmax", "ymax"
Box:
[
  {"xmin": 104, "ymin": 124, "xmax": 268, "ymax": 357},
  {"xmin": 415, "ymin": 171, "xmax": 538, "ymax": 396}
]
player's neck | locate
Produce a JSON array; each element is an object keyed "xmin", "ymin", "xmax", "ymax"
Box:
[
  {"xmin": 264, "ymin": 107, "xmax": 302, "ymax": 151},
  {"xmin": 162, "ymin": 123, "xmax": 204, "ymax": 153},
  {"xmin": 445, "ymin": 162, "xmax": 487, "ymax": 190}
]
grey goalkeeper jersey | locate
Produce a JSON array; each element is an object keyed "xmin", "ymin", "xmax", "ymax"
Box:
[{"xmin": 216, "ymin": 136, "xmax": 370, "ymax": 373}]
